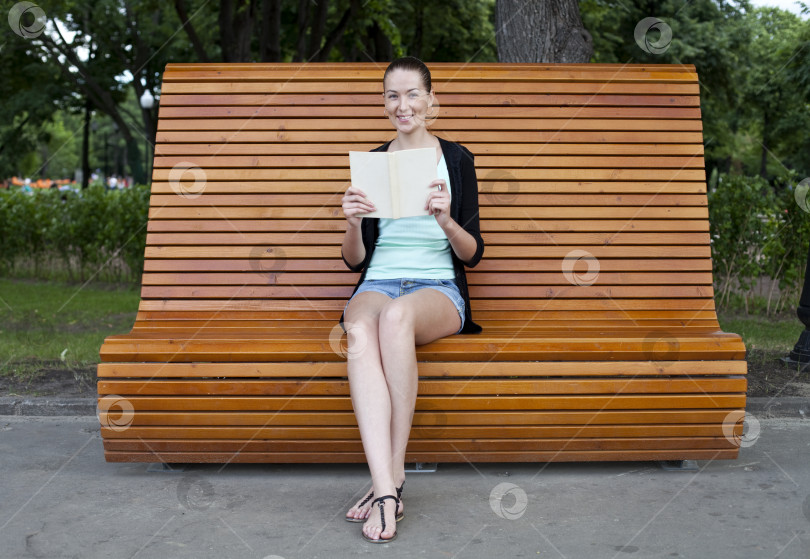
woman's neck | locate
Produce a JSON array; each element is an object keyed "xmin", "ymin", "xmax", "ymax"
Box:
[{"xmin": 392, "ymin": 128, "xmax": 438, "ymax": 151}]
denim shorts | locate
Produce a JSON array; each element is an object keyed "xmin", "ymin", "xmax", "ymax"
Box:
[{"xmin": 343, "ymin": 277, "xmax": 465, "ymax": 335}]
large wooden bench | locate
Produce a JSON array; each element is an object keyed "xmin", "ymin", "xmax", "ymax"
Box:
[{"xmin": 97, "ymin": 62, "xmax": 747, "ymax": 464}]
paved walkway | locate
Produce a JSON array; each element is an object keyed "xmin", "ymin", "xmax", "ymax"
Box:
[{"xmin": 0, "ymin": 416, "xmax": 808, "ymax": 559}]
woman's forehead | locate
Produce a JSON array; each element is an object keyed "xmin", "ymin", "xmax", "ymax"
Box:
[{"xmin": 384, "ymin": 69, "xmax": 424, "ymax": 91}]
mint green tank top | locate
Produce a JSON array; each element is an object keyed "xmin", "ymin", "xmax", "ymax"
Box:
[{"xmin": 364, "ymin": 153, "xmax": 455, "ymax": 279}]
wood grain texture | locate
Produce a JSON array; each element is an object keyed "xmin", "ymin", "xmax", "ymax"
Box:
[{"xmin": 97, "ymin": 63, "xmax": 746, "ymax": 464}]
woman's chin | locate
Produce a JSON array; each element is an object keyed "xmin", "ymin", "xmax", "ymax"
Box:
[{"xmin": 395, "ymin": 119, "xmax": 425, "ymax": 133}]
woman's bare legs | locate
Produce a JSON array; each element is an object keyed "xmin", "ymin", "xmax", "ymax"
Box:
[{"xmin": 343, "ymin": 287, "xmax": 461, "ymax": 540}]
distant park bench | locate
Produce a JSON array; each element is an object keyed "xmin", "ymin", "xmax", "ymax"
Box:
[{"xmin": 97, "ymin": 62, "xmax": 747, "ymax": 465}]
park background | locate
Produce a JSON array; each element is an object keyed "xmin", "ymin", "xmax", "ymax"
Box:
[{"xmin": 0, "ymin": 0, "xmax": 808, "ymax": 397}]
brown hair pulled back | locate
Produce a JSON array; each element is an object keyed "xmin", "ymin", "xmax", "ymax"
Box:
[{"xmin": 383, "ymin": 56, "xmax": 432, "ymax": 92}]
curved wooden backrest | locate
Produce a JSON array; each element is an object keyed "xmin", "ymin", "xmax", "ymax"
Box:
[{"xmin": 145, "ymin": 63, "xmax": 714, "ymax": 326}]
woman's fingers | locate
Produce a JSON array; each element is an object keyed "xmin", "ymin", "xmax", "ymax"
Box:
[{"xmin": 342, "ymin": 187, "xmax": 376, "ymax": 220}]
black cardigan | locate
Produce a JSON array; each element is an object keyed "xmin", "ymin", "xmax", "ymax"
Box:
[{"xmin": 339, "ymin": 136, "xmax": 485, "ymax": 334}]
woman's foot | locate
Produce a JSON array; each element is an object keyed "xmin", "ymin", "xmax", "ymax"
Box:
[
  {"xmin": 362, "ymin": 495, "xmax": 399, "ymax": 543},
  {"xmin": 345, "ymin": 488, "xmax": 376, "ymax": 521},
  {"xmin": 345, "ymin": 480, "xmax": 404, "ymax": 522}
]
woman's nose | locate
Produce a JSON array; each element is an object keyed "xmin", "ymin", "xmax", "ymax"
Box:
[{"xmin": 399, "ymin": 96, "xmax": 409, "ymax": 112}]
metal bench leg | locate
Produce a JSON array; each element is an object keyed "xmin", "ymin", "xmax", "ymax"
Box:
[
  {"xmin": 405, "ymin": 462, "xmax": 438, "ymax": 473},
  {"xmin": 656, "ymin": 459, "xmax": 698, "ymax": 471}
]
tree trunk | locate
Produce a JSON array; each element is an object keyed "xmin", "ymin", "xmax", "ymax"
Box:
[
  {"xmin": 173, "ymin": 0, "xmax": 212, "ymax": 62},
  {"xmin": 81, "ymin": 98, "xmax": 91, "ymax": 189},
  {"xmin": 259, "ymin": 0, "xmax": 282, "ymax": 62},
  {"xmin": 220, "ymin": 0, "xmax": 257, "ymax": 62},
  {"xmin": 412, "ymin": 0, "xmax": 424, "ymax": 60},
  {"xmin": 495, "ymin": 0, "xmax": 593, "ymax": 63},
  {"xmin": 308, "ymin": 0, "xmax": 329, "ymax": 60},
  {"xmin": 321, "ymin": 0, "xmax": 361, "ymax": 62},
  {"xmin": 367, "ymin": 20, "xmax": 393, "ymax": 62},
  {"xmin": 293, "ymin": 0, "xmax": 310, "ymax": 61}
]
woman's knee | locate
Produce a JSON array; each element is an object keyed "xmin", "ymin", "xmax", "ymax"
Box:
[
  {"xmin": 343, "ymin": 315, "xmax": 379, "ymax": 356},
  {"xmin": 378, "ymin": 300, "xmax": 414, "ymax": 336}
]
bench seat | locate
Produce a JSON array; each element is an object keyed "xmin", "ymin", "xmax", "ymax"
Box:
[{"xmin": 97, "ymin": 62, "xmax": 746, "ymax": 464}]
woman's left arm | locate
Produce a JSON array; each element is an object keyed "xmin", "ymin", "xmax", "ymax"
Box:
[{"xmin": 425, "ymin": 149, "xmax": 485, "ymax": 267}]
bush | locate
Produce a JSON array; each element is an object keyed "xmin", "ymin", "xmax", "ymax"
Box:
[
  {"xmin": 0, "ymin": 184, "xmax": 150, "ymax": 283},
  {"xmin": 708, "ymin": 172, "xmax": 810, "ymax": 315}
]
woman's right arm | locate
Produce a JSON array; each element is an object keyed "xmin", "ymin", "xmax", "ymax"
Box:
[{"xmin": 341, "ymin": 186, "xmax": 375, "ymax": 270}]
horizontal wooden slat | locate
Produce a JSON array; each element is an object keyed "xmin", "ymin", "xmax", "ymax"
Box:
[
  {"xmin": 98, "ymin": 360, "xmax": 743, "ymax": 378},
  {"xmin": 129, "ymin": 308, "xmax": 722, "ymax": 319},
  {"xmin": 158, "ymin": 117, "xmax": 704, "ymax": 132},
  {"xmin": 155, "ymin": 131, "xmax": 706, "ymax": 145},
  {"xmin": 99, "ymin": 336, "xmax": 744, "ymax": 362},
  {"xmin": 103, "ymin": 449, "xmax": 738, "ymax": 463},
  {"xmin": 161, "ymin": 80, "xmax": 701, "ymax": 95},
  {"xmin": 142, "ymin": 246, "xmax": 711, "ymax": 259},
  {"xmin": 99, "ymin": 394, "xmax": 745, "ymax": 411},
  {"xmin": 136, "ymin": 285, "xmax": 717, "ymax": 299},
  {"xmin": 145, "ymin": 219, "xmax": 709, "ymax": 231},
  {"xmin": 98, "ymin": 377, "xmax": 745, "ymax": 396},
  {"xmin": 133, "ymin": 297, "xmax": 721, "ymax": 312},
  {"xmin": 149, "ymin": 192, "xmax": 708, "ymax": 210},
  {"xmin": 140, "ymin": 271, "xmax": 714, "ymax": 286},
  {"xmin": 99, "ymin": 436, "xmax": 737, "ymax": 452},
  {"xmin": 146, "ymin": 194, "xmax": 708, "ymax": 208},
  {"xmin": 157, "ymin": 106, "xmax": 703, "ymax": 120},
  {"xmin": 145, "ymin": 232, "xmax": 710, "ymax": 247},
  {"xmin": 142, "ymin": 258, "xmax": 714, "ymax": 272},
  {"xmin": 158, "ymin": 93, "xmax": 701, "ymax": 107}
]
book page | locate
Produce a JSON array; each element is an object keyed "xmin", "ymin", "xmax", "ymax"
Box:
[
  {"xmin": 349, "ymin": 151, "xmax": 393, "ymax": 218},
  {"xmin": 393, "ymin": 148, "xmax": 438, "ymax": 218},
  {"xmin": 349, "ymin": 147, "xmax": 438, "ymax": 219}
]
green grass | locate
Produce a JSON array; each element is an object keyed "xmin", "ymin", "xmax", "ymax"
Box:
[
  {"xmin": 0, "ymin": 277, "xmax": 140, "ymax": 377},
  {"xmin": 717, "ymin": 312, "xmax": 804, "ymax": 352}
]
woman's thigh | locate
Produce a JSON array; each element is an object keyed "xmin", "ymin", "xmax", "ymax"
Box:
[
  {"xmin": 344, "ymin": 278, "xmax": 462, "ymax": 345},
  {"xmin": 343, "ymin": 290, "xmax": 392, "ymax": 328},
  {"xmin": 382, "ymin": 288, "xmax": 461, "ymax": 346}
]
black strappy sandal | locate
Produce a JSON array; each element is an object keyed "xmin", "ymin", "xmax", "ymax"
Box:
[
  {"xmin": 346, "ymin": 481, "xmax": 404, "ymax": 523},
  {"xmin": 361, "ymin": 494, "xmax": 399, "ymax": 543}
]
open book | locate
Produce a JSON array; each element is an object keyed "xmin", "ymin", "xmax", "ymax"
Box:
[{"xmin": 349, "ymin": 147, "xmax": 439, "ymax": 219}]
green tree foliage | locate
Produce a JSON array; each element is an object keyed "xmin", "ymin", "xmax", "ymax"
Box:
[
  {"xmin": 0, "ymin": 23, "xmax": 72, "ymax": 179},
  {"xmin": 579, "ymin": 0, "xmax": 810, "ymax": 180}
]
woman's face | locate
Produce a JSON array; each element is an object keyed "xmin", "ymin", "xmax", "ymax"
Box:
[{"xmin": 383, "ymin": 68, "xmax": 434, "ymax": 134}]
